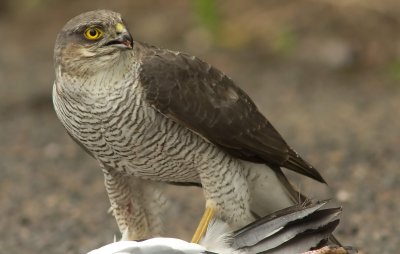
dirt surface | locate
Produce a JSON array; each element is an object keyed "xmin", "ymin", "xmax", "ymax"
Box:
[{"xmin": 1, "ymin": 1, "xmax": 399, "ymax": 253}]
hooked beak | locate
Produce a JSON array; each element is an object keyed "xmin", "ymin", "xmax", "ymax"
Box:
[{"xmin": 104, "ymin": 31, "xmax": 133, "ymax": 50}]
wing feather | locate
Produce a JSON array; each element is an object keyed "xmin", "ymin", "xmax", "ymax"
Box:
[{"xmin": 138, "ymin": 44, "xmax": 324, "ymax": 182}]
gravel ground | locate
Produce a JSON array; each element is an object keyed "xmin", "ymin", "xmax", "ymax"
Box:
[{"xmin": 1, "ymin": 1, "xmax": 399, "ymax": 253}]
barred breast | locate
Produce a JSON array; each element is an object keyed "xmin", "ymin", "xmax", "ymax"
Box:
[{"xmin": 53, "ymin": 66, "xmax": 235, "ymax": 184}]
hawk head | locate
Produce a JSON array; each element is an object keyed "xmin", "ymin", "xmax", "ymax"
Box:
[{"xmin": 54, "ymin": 10, "xmax": 133, "ymax": 74}]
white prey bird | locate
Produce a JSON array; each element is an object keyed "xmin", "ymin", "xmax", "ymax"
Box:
[{"xmin": 88, "ymin": 201, "xmax": 353, "ymax": 254}]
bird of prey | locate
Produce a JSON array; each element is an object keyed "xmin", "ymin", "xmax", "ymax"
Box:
[
  {"xmin": 53, "ymin": 9, "xmax": 327, "ymax": 241},
  {"xmin": 88, "ymin": 201, "xmax": 350, "ymax": 254}
]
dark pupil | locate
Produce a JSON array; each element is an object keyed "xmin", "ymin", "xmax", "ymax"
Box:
[{"xmin": 89, "ymin": 29, "xmax": 97, "ymax": 36}]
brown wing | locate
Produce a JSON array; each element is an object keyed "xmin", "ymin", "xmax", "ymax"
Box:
[{"xmin": 138, "ymin": 45, "xmax": 325, "ymax": 183}]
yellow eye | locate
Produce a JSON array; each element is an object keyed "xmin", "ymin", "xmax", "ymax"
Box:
[{"xmin": 84, "ymin": 27, "xmax": 103, "ymax": 40}]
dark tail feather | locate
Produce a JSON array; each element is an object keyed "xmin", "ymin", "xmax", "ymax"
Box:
[
  {"xmin": 231, "ymin": 201, "xmax": 342, "ymax": 254},
  {"xmin": 284, "ymin": 148, "xmax": 326, "ymax": 184},
  {"xmin": 248, "ymin": 208, "xmax": 342, "ymax": 253},
  {"xmin": 273, "ymin": 166, "xmax": 343, "ymax": 247},
  {"xmin": 259, "ymin": 220, "xmax": 340, "ymax": 254},
  {"xmin": 233, "ymin": 201, "xmax": 328, "ymax": 248}
]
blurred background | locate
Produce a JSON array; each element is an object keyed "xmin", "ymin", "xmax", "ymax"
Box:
[{"xmin": 0, "ymin": 0, "xmax": 399, "ymax": 253}]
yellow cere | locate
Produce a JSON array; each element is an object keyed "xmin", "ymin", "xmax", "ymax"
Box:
[
  {"xmin": 84, "ymin": 27, "xmax": 103, "ymax": 40},
  {"xmin": 116, "ymin": 23, "xmax": 126, "ymax": 33}
]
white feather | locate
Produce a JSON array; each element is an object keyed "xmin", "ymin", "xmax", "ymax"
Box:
[
  {"xmin": 88, "ymin": 219, "xmax": 242, "ymax": 254},
  {"xmin": 200, "ymin": 219, "xmax": 244, "ymax": 254},
  {"xmin": 87, "ymin": 238, "xmax": 205, "ymax": 254}
]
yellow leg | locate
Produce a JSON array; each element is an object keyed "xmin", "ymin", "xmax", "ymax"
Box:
[{"xmin": 191, "ymin": 206, "xmax": 216, "ymax": 243}]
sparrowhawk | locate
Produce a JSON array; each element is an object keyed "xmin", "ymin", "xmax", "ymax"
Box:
[{"xmin": 53, "ymin": 10, "xmax": 328, "ymax": 241}]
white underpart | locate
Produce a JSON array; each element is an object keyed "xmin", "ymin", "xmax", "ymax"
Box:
[
  {"xmin": 200, "ymin": 219, "xmax": 244, "ymax": 254},
  {"xmin": 89, "ymin": 219, "xmax": 242, "ymax": 254},
  {"xmin": 241, "ymin": 160, "xmax": 294, "ymax": 216},
  {"xmin": 87, "ymin": 238, "xmax": 206, "ymax": 254}
]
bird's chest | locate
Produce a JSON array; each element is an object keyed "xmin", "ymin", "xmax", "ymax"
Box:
[
  {"xmin": 61, "ymin": 89, "xmax": 204, "ymax": 182},
  {"xmin": 98, "ymin": 102, "xmax": 204, "ymax": 182},
  {"xmin": 54, "ymin": 82, "xmax": 208, "ymax": 183}
]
